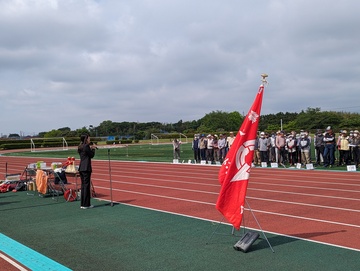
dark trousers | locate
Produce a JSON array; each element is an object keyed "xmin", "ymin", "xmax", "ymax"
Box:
[
  {"xmin": 315, "ymin": 145, "xmax": 324, "ymax": 164},
  {"xmin": 260, "ymin": 151, "xmax": 268, "ymax": 163},
  {"xmin": 324, "ymin": 144, "xmax": 335, "ymax": 166},
  {"xmin": 353, "ymin": 147, "xmax": 360, "ymax": 166},
  {"xmin": 206, "ymin": 148, "xmax": 214, "ymax": 164},
  {"xmin": 200, "ymin": 148, "xmax": 206, "ymax": 160},
  {"xmin": 288, "ymin": 151, "xmax": 297, "ymax": 165},
  {"xmin": 219, "ymin": 148, "xmax": 227, "ymax": 163},
  {"xmin": 193, "ymin": 149, "xmax": 200, "ymax": 162},
  {"xmin": 278, "ymin": 147, "xmax": 286, "ymax": 164},
  {"xmin": 80, "ymin": 171, "xmax": 92, "ymax": 207},
  {"xmin": 339, "ymin": 150, "xmax": 350, "ymax": 165}
]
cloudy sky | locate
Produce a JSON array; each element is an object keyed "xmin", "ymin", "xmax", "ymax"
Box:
[{"xmin": 1, "ymin": 0, "xmax": 359, "ymax": 136}]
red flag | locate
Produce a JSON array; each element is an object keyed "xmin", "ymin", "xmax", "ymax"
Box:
[{"xmin": 216, "ymin": 84, "xmax": 264, "ymax": 230}]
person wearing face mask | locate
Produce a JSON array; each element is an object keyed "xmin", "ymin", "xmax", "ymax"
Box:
[
  {"xmin": 276, "ymin": 130, "xmax": 286, "ymax": 166},
  {"xmin": 299, "ymin": 131, "xmax": 311, "ymax": 165},
  {"xmin": 286, "ymin": 134, "xmax": 297, "ymax": 166},
  {"xmin": 314, "ymin": 129, "xmax": 325, "ymax": 166},
  {"xmin": 269, "ymin": 133, "xmax": 276, "ymax": 163},
  {"xmin": 350, "ymin": 130, "xmax": 360, "ymax": 168},
  {"xmin": 337, "ymin": 130, "xmax": 350, "ymax": 166},
  {"xmin": 348, "ymin": 131, "xmax": 354, "ymax": 163},
  {"xmin": 323, "ymin": 126, "xmax": 336, "ymax": 168},
  {"xmin": 258, "ymin": 132, "xmax": 270, "ymax": 164}
]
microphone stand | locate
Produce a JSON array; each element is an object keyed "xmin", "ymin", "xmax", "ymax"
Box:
[{"xmin": 106, "ymin": 148, "xmax": 116, "ymax": 207}]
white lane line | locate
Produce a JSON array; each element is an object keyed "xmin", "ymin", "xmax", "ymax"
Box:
[
  {"xmin": 250, "ymin": 209, "xmax": 360, "ymax": 228},
  {"xmin": 247, "ymin": 196, "xmax": 360, "ymax": 213},
  {"xmin": 249, "ymin": 187, "xmax": 360, "ymax": 201},
  {"xmin": 95, "ymin": 186, "xmax": 360, "ymax": 228},
  {"xmin": 96, "ymin": 186, "xmax": 216, "ymax": 206},
  {"xmin": 0, "ymin": 252, "xmax": 28, "ymax": 271},
  {"xmin": 252, "ymin": 181, "xmax": 360, "ymax": 191}
]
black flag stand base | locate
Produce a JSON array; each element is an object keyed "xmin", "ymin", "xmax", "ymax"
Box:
[
  {"xmin": 105, "ymin": 148, "xmax": 118, "ymax": 207},
  {"xmin": 207, "ymin": 199, "xmax": 274, "ymax": 253},
  {"xmin": 244, "ymin": 199, "xmax": 274, "ymax": 253}
]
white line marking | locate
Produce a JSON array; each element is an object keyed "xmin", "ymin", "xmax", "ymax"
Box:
[
  {"xmin": 249, "ymin": 187, "xmax": 360, "ymax": 201},
  {"xmin": 98, "ymin": 198, "xmax": 360, "ymax": 253},
  {"xmin": 96, "ymin": 186, "xmax": 215, "ymax": 205},
  {"xmin": 247, "ymin": 196, "xmax": 360, "ymax": 213},
  {"xmin": 253, "ymin": 181, "xmax": 360, "ymax": 192},
  {"xmin": 0, "ymin": 252, "xmax": 27, "ymax": 271},
  {"xmin": 250, "ymin": 209, "xmax": 360, "ymax": 228},
  {"xmin": 95, "ymin": 186, "xmax": 360, "ymax": 228}
]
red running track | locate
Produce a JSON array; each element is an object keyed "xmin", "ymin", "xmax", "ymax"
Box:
[{"xmin": 1, "ymin": 156, "xmax": 360, "ymax": 251}]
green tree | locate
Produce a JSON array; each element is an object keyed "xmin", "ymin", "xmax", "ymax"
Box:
[
  {"xmin": 199, "ymin": 110, "xmax": 243, "ymax": 132},
  {"xmin": 44, "ymin": 129, "xmax": 63, "ymax": 138},
  {"xmin": 227, "ymin": 111, "xmax": 243, "ymax": 131},
  {"xmin": 340, "ymin": 113, "xmax": 360, "ymax": 129}
]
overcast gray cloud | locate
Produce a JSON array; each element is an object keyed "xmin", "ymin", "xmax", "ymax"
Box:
[{"xmin": 1, "ymin": 0, "xmax": 359, "ymax": 136}]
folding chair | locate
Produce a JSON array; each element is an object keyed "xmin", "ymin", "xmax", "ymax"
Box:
[{"xmin": 53, "ymin": 169, "xmax": 76, "ymax": 202}]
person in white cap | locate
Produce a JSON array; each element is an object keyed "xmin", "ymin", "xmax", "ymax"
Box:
[
  {"xmin": 173, "ymin": 138, "xmax": 181, "ymax": 159},
  {"xmin": 199, "ymin": 134, "xmax": 207, "ymax": 161},
  {"xmin": 314, "ymin": 129, "xmax": 325, "ymax": 166},
  {"xmin": 192, "ymin": 134, "xmax": 201, "ymax": 163},
  {"xmin": 258, "ymin": 132, "xmax": 270, "ymax": 164},
  {"xmin": 337, "ymin": 130, "xmax": 350, "ymax": 166},
  {"xmin": 349, "ymin": 130, "xmax": 354, "ymax": 162},
  {"xmin": 206, "ymin": 134, "xmax": 214, "ymax": 164},
  {"xmin": 286, "ymin": 134, "xmax": 297, "ymax": 166},
  {"xmin": 217, "ymin": 134, "xmax": 227, "ymax": 163},
  {"xmin": 227, "ymin": 132, "xmax": 235, "ymax": 150}
]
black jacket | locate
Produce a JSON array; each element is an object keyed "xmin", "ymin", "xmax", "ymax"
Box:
[{"xmin": 78, "ymin": 144, "xmax": 95, "ymax": 172}]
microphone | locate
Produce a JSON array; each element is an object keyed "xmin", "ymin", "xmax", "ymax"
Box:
[{"xmin": 90, "ymin": 142, "xmax": 98, "ymax": 149}]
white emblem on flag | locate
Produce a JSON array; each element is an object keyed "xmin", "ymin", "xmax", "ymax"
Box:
[
  {"xmin": 230, "ymin": 139, "xmax": 255, "ymax": 182},
  {"xmin": 248, "ymin": 110, "xmax": 259, "ymax": 124}
]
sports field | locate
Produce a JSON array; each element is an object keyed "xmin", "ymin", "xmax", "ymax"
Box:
[{"xmin": 1, "ymin": 145, "xmax": 360, "ymax": 270}]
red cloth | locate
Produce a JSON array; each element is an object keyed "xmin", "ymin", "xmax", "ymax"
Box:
[{"xmin": 216, "ymin": 85, "xmax": 264, "ymax": 230}]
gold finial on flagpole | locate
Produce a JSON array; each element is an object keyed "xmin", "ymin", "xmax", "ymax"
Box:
[{"xmin": 261, "ymin": 73, "xmax": 268, "ymax": 85}]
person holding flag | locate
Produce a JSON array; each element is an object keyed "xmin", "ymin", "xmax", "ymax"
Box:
[{"xmin": 216, "ymin": 74, "xmax": 267, "ymax": 230}]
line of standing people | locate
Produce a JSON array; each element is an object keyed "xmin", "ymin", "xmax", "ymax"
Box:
[
  {"xmin": 253, "ymin": 126, "xmax": 360, "ymax": 168},
  {"xmin": 192, "ymin": 132, "xmax": 236, "ymax": 164}
]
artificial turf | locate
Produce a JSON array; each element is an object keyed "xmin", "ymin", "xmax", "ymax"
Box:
[{"xmin": 1, "ymin": 192, "xmax": 359, "ymax": 271}]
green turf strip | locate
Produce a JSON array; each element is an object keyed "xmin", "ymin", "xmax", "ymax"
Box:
[{"xmin": 1, "ymin": 192, "xmax": 359, "ymax": 271}]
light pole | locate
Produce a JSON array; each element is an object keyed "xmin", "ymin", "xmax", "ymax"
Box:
[{"xmin": 89, "ymin": 125, "xmax": 98, "ymax": 138}]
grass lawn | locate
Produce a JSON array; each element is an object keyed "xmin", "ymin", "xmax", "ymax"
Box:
[
  {"xmin": 2, "ymin": 143, "xmax": 195, "ymax": 163},
  {"xmin": 1, "ymin": 141, "xmax": 355, "ymax": 172}
]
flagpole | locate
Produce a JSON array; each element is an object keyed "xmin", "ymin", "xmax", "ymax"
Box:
[
  {"xmin": 233, "ymin": 74, "xmax": 274, "ymax": 252},
  {"xmin": 260, "ymin": 73, "xmax": 268, "ymax": 86},
  {"xmin": 238, "ymin": 73, "xmax": 274, "ymax": 252},
  {"xmin": 211, "ymin": 73, "xmax": 274, "ymax": 253}
]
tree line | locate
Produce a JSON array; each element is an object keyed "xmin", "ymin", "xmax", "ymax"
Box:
[{"xmin": 7, "ymin": 107, "xmax": 360, "ymax": 140}]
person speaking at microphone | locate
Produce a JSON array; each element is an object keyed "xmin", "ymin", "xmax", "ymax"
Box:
[{"xmin": 78, "ymin": 134, "xmax": 97, "ymax": 209}]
